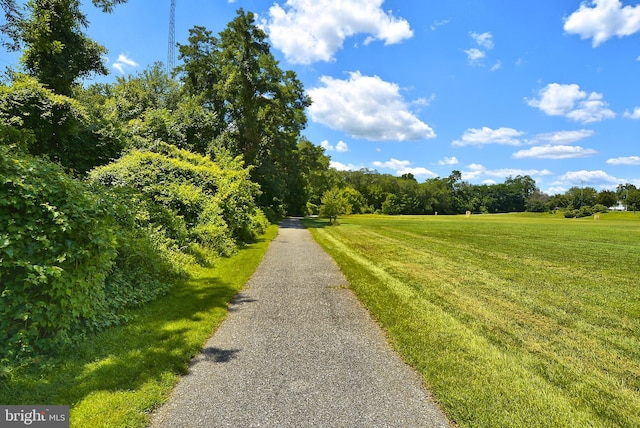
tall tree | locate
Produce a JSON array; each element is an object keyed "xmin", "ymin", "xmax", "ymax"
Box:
[
  {"xmin": 177, "ymin": 9, "xmax": 311, "ymax": 215},
  {"xmin": 5, "ymin": 0, "xmax": 108, "ymax": 95}
]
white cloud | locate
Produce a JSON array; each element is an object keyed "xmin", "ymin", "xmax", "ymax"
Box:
[
  {"xmin": 373, "ymin": 158, "xmax": 437, "ymax": 177},
  {"xmin": 373, "ymin": 158, "xmax": 410, "ymax": 170},
  {"xmin": 607, "ymin": 156, "xmax": 640, "ymax": 165},
  {"xmin": 470, "ymin": 32, "xmax": 494, "ymax": 49},
  {"xmin": 554, "ymin": 170, "xmax": 620, "ymax": 186},
  {"xmin": 264, "ymin": 0, "xmax": 413, "ymax": 64},
  {"xmin": 336, "ymin": 141, "xmax": 349, "ymax": 152},
  {"xmin": 330, "ymin": 161, "xmax": 361, "ymax": 171},
  {"xmin": 430, "ymin": 18, "xmax": 451, "ymax": 31},
  {"xmin": 308, "ymin": 71, "xmax": 436, "ymax": 141},
  {"xmin": 564, "ymin": 0, "xmax": 640, "ymax": 47},
  {"xmin": 462, "ymin": 164, "xmax": 552, "ymax": 181},
  {"xmin": 465, "ymin": 31, "xmax": 495, "ymax": 65},
  {"xmin": 452, "ymin": 127, "xmax": 525, "ymax": 147},
  {"xmin": 526, "ymin": 83, "xmax": 615, "ymax": 123},
  {"xmin": 624, "ymin": 107, "xmax": 640, "ymax": 119},
  {"xmin": 438, "ymin": 156, "xmax": 459, "ymax": 166},
  {"xmin": 464, "ymin": 48, "xmax": 486, "ymax": 63},
  {"xmin": 112, "ymin": 54, "xmax": 139, "ymax": 74},
  {"xmin": 320, "ymin": 140, "xmax": 349, "ymax": 152},
  {"xmin": 530, "ymin": 129, "xmax": 595, "ymax": 145},
  {"xmin": 513, "ymin": 145, "xmax": 597, "ymax": 160}
]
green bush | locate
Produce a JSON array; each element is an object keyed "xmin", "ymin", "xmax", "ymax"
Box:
[
  {"xmin": 0, "ymin": 76, "xmax": 122, "ymax": 174},
  {"xmin": 0, "ymin": 147, "xmax": 117, "ymax": 357},
  {"xmin": 94, "ymin": 186, "xmax": 185, "ymax": 324},
  {"xmin": 90, "ymin": 142, "xmax": 264, "ymax": 256},
  {"xmin": 592, "ymin": 204, "xmax": 609, "ymax": 213},
  {"xmin": 579, "ymin": 205, "xmax": 594, "ymax": 217}
]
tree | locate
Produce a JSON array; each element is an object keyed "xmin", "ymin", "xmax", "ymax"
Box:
[
  {"xmin": 565, "ymin": 186, "xmax": 597, "ymax": 209},
  {"xmin": 177, "ymin": 10, "xmax": 311, "ymax": 215},
  {"xmin": 8, "ymin": 0, "xmax": 108, "ymax": 95},
  {"xmin": 319, "ymin": 187, "xmax": 346, "ymax": 224},
  {"xmin": 595, "ymin": 190, "xmax": 618, "ymax": 208}
]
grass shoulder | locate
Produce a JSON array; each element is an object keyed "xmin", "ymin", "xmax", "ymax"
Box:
[{"xmin": 0, "ymin": 225, "xmax": 278, "ymax": 428}]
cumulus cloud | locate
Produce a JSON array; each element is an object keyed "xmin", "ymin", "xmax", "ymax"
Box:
[
  {"xmin": 526, "ymin": 83, "xmax": 615, "ymax": 123},
  {"xmin": 264, "ymin": 0, "xmax": 413, "ymax": 64},
  {"xmin": 462, "ymin": 164, "xmax": 552, "ymax": 181},
  {"xmin": 564, "ymin": 0, "xmax": 640, "ymax": 47},
  {"xmin": 320, "ymin": 140, "xmax": 349, "ymax": 152},
  {"xmin": 307, "ymin": 71, "xmax": 436, "ymax": 141},
  {"xmin": 530, "ymin": 129, "xmax": 595, "ymax": 145},
  {"xmin": 464, "ymin": 48, "xmax": 486, "ymax": 63},
  {"xmin": 465, "ymin": 31, "xmax": 494, "ymax": 65},
  {"xmin": 438, "ymin": 156, "xmax": 459, "ymax": 166},
  {"xmin": 470, "ymin": 31, "xmax": 494, "ymax": 49},
  {"xmin": 513, "ymin": 145, "xmax": 597, "ymax": 160},
  {"xmin": 452, "ymin": 127, "xmax": 524, "ymax": 147},
  {"xmin": 554, "ymin": 170, "xmax": 620, "ymax": 186},
  {"xmin": 112, "ymin": 54, "xmax": 139, "ymax": 74},
  {"xmin": 330, "ymin": 161, "xmax": 361, "ymax": 171},
  {"xmin": 624, "ymin": 107, "xmax": 640, "ymax": 119},
  {"xmin": 373, "ymin": 158, "xmax": 437, "ymax": 177},
  {"xmin": 607, "ymin": 156, "xmax": 640, "ymax": 165}
]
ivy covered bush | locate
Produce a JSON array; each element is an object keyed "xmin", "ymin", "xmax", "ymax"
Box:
[
  {"xmin": 89, "ymin": 142, "xmax": 267, "ymax": 257},
  {"xmin": 0, "ymin": 146, "xmax": 117, "ymax": 357}
]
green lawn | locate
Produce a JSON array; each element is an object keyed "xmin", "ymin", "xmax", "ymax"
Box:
[
  {"xmin": 304, "ymin": 213, "xmax": 640, "ymax": 428},
  {"xmin": 0, "ymin": 225, "xmax": 278, "ymax": 428}
]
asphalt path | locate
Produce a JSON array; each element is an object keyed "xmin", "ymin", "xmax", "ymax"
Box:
[{"xmin": 150, "ymin": 218, "xmax": 452, "ymax": 427}]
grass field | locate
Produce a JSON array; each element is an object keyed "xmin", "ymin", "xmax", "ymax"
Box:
[
  {"xmin": 304, "ymin": 213, "xmax": 640, "ymax": 428},
  {"xmin": 0, "ymin": 225, "xmax": 277, "ymax": 428}
]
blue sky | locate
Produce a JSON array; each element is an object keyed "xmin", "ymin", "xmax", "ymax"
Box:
[{"xmin": 6, "ymin": 0, "xmax": 640, "ymax": 194}]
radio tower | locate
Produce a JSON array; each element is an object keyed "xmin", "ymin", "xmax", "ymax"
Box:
[{"xmin": 167, "ymin": 0, "xmax": 176, "ymax": 72}]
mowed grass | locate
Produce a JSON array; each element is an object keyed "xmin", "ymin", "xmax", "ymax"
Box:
[
  {"xmin": 0, "ymin": 225, "xmax": 278, "ymax": 428},
  {"xmin": 304, "ymin": 213, "xmax": 640, "ymax": 427}
]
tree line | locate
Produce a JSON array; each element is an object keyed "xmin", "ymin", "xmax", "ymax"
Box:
[{"xmin": 309, "ymin": 168, "xmax": 639, "ymax": 218}]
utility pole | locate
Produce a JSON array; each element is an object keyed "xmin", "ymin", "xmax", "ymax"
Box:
[{"xmin": 167, "ymin": 0, "xmax": 176, "ymax": 72}]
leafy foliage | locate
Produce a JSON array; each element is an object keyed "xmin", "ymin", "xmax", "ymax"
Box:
[
  {"xmin": 177, "ymin": 10, "xmax": 311, "ymax": 215},
  {"xmin": 0, "ymin": 75, "xmax": 123, "ymax": 173},
  {"xmin": 89, "ymin": 142, "xmax": 265, "ymax": 257},
  {"xmin": 0, "ymin": 146, "xmax": 117, "ymax": 357},
  {"xmin": 10, "ymin": 0, "xmax": 107, "ymax": 95}
]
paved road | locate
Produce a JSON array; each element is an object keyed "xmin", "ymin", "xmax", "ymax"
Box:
[{"xmin": 150, "ymin": 218, "xmax": 452, "ymax": 427}]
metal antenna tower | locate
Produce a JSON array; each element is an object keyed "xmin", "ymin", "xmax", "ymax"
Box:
[{"xmin": 167, "ymin": 0, "xmax": 176, "ymax": 71}]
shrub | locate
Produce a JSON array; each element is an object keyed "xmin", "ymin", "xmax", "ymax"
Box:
[
  {"xmin": 0, "ymin": 76, "xmax": 122, "ymax": 174},
  {"xmin": 0, "ymin": 147, "xmax": 117, "ymax": 357},
  {"xmin": 579, "ymin": 205, "xmax": 593, "ymax": 218},
  {"xmin": 90, "ymin": 142, "xmax": 264, "ymax": 256},
  {"xmin": 592, "ymin": 204, "xmax": 609, "ymax": 213}
]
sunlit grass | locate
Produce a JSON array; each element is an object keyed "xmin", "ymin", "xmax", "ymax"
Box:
[
  {"xmin": 304, "ymin": 213, "xmax": 640, "ymax": 427},
  {"xmin": 0, "ymin": 225, "xmax": 277, "ymax": 428}
]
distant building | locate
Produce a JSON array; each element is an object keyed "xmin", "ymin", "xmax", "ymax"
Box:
[{"xmin": 609, "ymin": 202, "xmax": 626, "ymax": 211}]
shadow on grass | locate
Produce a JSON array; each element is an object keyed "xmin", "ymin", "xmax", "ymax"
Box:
[
  {"xmin": 0, "ymin": 271, "xmax": 241, "ymax": 406},
  {"xmin": 300, "ymin": 217, "xmax": 334, "ymax": 229}
]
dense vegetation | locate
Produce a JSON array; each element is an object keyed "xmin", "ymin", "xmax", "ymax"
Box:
[
  {"xmin": 0, "ymin": 2, "xmax": 307, "ymax": 359},
  {"xmin": 314, "ymin": 168, "xmax": 640, "ymax": 217},
  {"xmin": 306, "ymin": 214, "xmax": 640, "ymax": 427},
  {"xmin": 1, "ymin": 0, "xmax": 637, "ymax": 363}
]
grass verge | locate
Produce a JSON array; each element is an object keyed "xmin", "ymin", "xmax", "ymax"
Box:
[
  {"xmin": 304, "ymin": 213, "xmax": 640, "ymax": 428},
  {"xmin": 0, "ymin": 225, "xmax": 278, "ymax": 428}
]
